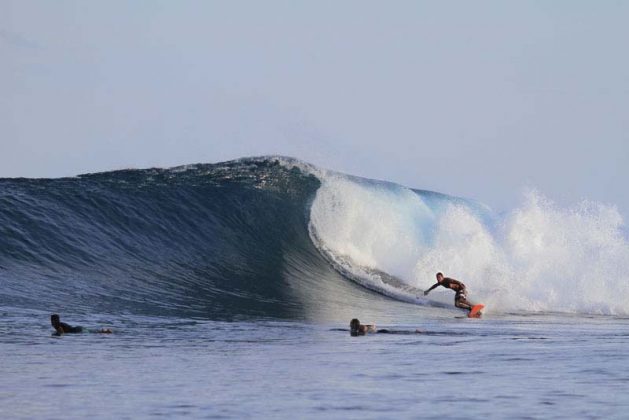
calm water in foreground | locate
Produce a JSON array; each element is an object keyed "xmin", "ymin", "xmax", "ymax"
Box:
[{"xmin": 1, "ymin": 308, "xmax": 628, "ymax": 419}]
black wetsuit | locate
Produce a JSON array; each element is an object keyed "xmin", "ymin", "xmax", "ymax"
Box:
[
  {"xmin": 56, "ymin": 322, "xmax": 83, "ymax": 333},
  {"xmin": 426, "ymin": 277, "xmax": 471, "ymax": 310}
]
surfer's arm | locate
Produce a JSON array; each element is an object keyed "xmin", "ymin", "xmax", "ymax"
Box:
[{"xmin": 424, "ymin": 283, "xmax": 440, "ymax": 295}]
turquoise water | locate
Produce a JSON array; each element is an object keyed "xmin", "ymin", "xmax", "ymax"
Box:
[{"xmin": 2, "ymin": 308, "xmax": 628, "ymax": 419}]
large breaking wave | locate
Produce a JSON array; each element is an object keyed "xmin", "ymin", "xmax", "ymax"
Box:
[{"xmin": 1, "ymin": 156, "xmax": 628, "ymax": 319}]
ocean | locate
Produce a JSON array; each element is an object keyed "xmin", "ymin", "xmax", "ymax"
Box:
[{"xmin": 1, "ymin": 156, "xmax": 628, "ymax": 418}]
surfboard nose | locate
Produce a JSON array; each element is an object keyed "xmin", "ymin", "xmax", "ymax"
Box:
[{"xmin": 468, "ymin": 304, "xmax": 485, "ymax": 318}]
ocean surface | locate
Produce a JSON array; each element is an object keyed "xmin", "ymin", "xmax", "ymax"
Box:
[{"xmin": 1, "ymin": 156, "xmax": 628, "ymax": 418}]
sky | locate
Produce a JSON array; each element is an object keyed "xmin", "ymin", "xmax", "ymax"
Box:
[{"xmin": 2, "ymin": 1, "xmax": 628, "ymax": 219}]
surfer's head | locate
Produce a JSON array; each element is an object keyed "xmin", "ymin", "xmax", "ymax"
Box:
[
  {"xmin": 436, "ymin": 272, "xmax": 444, "ymax": 282},
  {"xmin": 350, "ymin": 318, "xmax": 361, "ymax": 336},
  {"xmin": 51, "ymin": 314, "xmax": 60, "ymax": 328}
]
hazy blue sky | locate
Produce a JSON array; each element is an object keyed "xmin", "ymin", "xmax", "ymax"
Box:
[{"xmin": 2, "ymin": 1, "xmax": 628, "ymax": 218}]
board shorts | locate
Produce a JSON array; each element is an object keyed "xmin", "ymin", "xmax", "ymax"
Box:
[{"xmin": 454, "ymin": 288, "xmax": 468, "ymax": 304}]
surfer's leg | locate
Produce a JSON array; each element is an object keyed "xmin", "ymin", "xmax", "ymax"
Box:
[
  {"xmin": 455, "ymin": 300, "xmax": 472, "ymax": 311},
  {"xmin": 455, "ymin": 291, "xmax": 473, "ymax": 311},
  {"xmin": 87, "ymin": 328, "xmax": 113, "ymax": 333}
]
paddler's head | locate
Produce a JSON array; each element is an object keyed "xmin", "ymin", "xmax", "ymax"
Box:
[
  {"xmin": 436, "ymin": 272, "xmax": 444, "ymax": 282},
  {"xmin": 51, "ymin": 314, "xmax": 60, "ymax": 328},
  {"xmin": 350, "ymin": 318, "xmax": 360, "ymax": 336}
]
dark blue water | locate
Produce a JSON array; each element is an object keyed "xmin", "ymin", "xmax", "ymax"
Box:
[{"xmin": 0, "ymin": 158, "xmax": 331, "ymax": 319}]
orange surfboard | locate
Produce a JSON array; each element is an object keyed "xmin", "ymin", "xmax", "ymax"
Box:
[{"xmin": 468, "ymin": 304, "xmax": 485, "ymax": 318}]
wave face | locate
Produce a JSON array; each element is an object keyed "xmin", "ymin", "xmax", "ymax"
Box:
[
  {"xmin": 0, "ymin": 158, "xmax": 336, "ymax": 319},
  {"xmin": 1, "ymin": 156, "xmax": 628, "ymax": 319}
]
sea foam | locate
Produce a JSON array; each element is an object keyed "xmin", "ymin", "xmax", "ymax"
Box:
[{"xmin": 309, "ymin": 174, "xmax": 629, "ymax": 315}]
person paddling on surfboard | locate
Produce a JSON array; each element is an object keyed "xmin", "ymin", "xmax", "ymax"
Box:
[
  {"xmin": 51, "ymin": 314, "xmax": 83, "ymax": 334},
  {"xmin": 423, "ymin": 272, "xmax": 473, "ymax": 313},
  {"xmin": 349, "ymin": 318, "xmax": 423, "ymax": 336},
  {"xmin": 51, "ymin": 314, "xmax": 112, "ymax": 335},
  {"xmin": 349, "ymin": 318, "xmax": 377, "ymax": 336}
]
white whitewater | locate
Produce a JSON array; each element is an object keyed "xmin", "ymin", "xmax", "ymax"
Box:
[{"xmin": 308, "ymin": 170, "xmax": 629, "ymax": 315}]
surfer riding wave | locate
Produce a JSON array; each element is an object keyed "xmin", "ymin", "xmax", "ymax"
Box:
[{"xmin": 424, "ymin": 272, "xmax": 474, "ymax": 313}]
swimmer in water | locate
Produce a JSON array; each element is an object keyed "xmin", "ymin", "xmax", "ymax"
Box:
[
  {"xmin": 349, "ymin": 319, "xmax": 423, "ymax": 336},
  {"xmin": 349, "ymin": 318, "xmax": 377, "ymax": 336},
  {"xmin": 51, "ymin": 314, "xmax": 83, "ymax": 334},
  {"xmin": 51, "ymin": 314, "xmax": 112, "ymax": 335}
]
